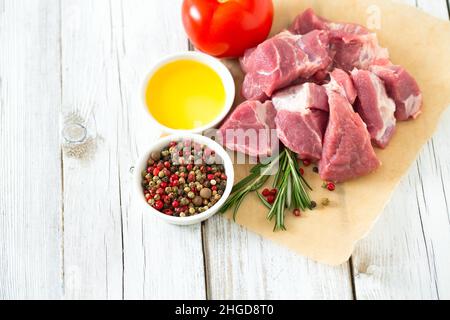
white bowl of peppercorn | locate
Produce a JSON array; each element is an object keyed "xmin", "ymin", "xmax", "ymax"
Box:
[{"xmin": 134, "ymin": 133, "xmax": 234, "ymax": 225}]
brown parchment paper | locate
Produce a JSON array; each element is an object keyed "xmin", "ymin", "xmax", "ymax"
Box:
[{"xmin": 223, "ymin": 0, "xmax": 450, "ymax": 265}]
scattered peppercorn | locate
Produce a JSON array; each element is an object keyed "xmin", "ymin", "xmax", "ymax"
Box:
[
  {"xmin": 321, "ymin": 198, "xmax": 330, "ymax": 206},
  {"xmin": 302, "ymin": 159, "xmax": 311, "ymax": 167},
  {"xmin": 293, "ymin": 208, "xmax": 301, "ymax": 217},
  {"xmin": 309, "ymin": 201, "xmax": 317, "ymax": 210},
  {"xmin": 313, "ymin": 167, "xmax": 319, "ymax": 173},
  {"xmin": 327, "ymin": 182, "xmax": 336, "ymax": 191}
]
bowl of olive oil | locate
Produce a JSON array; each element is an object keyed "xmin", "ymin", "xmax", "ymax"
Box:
[{"xmin": 142, "ymin": 52, "xmax": 235, "ymax": 133}]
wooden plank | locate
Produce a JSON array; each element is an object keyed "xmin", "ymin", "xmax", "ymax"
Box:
[
  {"xmin": 205, "ymin": 216, "xmax": 353, "ymax": 299},
  {"xmin": 109, "ymin": 0, "xmax": 206, "ymax": 299},
  {"xmin": 351, "ymin": 169, "xmax": 439, "ymax": 299},
  {"xmin": 410, "ymin": 0, "xmax": 450, "ymax": 300},
  {"xmin": 417, "ymin": 0, "xmax": 450, "ymax": 19},
  {"xmin": 0, "ymin": 0, "xmax": 63, "ymax": 299},
  {"xmin": 60, "ymin": 0, "xmax": 124, "ymax": 299},
  {"xmin": 351, "ymin": 0, "xmax": 450, "ymax": 300}
]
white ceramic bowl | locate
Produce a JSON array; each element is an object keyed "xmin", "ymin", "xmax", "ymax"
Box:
[
  {"xmin": 141, "ymin": 51, "xmax": 235, "ymax": 134},
  {"xmin": 134, "ymin": 133, "xmax": 234, "ymax": 225}
]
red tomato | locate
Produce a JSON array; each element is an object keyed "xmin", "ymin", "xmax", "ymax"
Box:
[{"xmin": 182, "ymin": 0, "xmax": 274, "ymax": 58}]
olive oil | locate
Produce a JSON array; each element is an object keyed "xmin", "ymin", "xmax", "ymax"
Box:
[{"xmin": 146, "ymin": 59, "xmax": 226, "ymax": 130}]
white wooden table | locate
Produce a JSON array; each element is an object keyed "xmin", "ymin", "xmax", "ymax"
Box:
[{"xmin": 0, "ymin": 0, "xmax": 449, "ymax": 300}]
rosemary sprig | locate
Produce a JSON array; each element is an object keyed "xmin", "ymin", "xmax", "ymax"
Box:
[
  {"xmin": 220, "ymin": 148, "xmax": 313, "ymax": 231},
  {"xmin": 256, "ymin": 191, "xmax": 272, "ymax": 209},
  {"xmin": 219, "ymin": 153, "xmax": 281, "ymax": 220}
]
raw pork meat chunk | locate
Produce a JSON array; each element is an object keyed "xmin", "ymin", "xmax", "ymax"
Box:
[
  {"xmin": 290, "ymin": 8, "xmax": 369, "ymax": 36},
  {"xmin": 351, "ymin": 69, "xmax": 396, "ymax": 148},
  {"xmin": 319, "ymin": 89, "xmax": 381, "ymax": 182},
  {"xmin": 218, "ymin": 100, "xmax": 277, "ymax": 157},
  {"xmin": 290, "ymin": 9, "xmax": 389, "ymax": 71},
  {"xmin": 272, "ymin": 83, "xmax": 329, "ymax": 160},
  {"xmin": 240, "ymin": 30, "xmax": 332, "ymax": 100},
  {"xmin": 370, "ymin": 64, "xmax": 423, "ymax": 121},
  {"xmin": 329, "ymin": 68, "xmax": 357, "ymax": 104},
  {"xmin": 331, "ymin": 33, "xmax": 388, "ymax": 71}
]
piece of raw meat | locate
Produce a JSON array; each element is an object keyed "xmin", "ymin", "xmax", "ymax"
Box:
[
  {"xmin": 290, "ymin": 8, "xmax": 369, "ymax": 36},
  {"xmin": 218, "ymin": 100, "xmax": 278, "ymax": 157},
  {"xmin": 272, "ymin": 83, "xmax": 329, "ymax": 160},
  {"xmin": 240, "ymin": 30, "xmax": 332, "ymax": 100},
  {"xmin": 319, "ymin": 88, "xmax": 381, "ymax": 182},
  {"xmin": 351, "ymin": 69, "xmax": 396, "ymax": 148},
  {"xmin": 331, "ymin": 33, "xmax": 389, "ymax": 71},
  {"xmin": 290, "ymin": 9, "xmax": 389, "ymax": 71},
  {"xmin": 329, "ymin": 68, "xmax": 357, "ymax": 104},
  {"xmin": 370, "ymin": 64, "xmax": 423, "ymax": 121}
]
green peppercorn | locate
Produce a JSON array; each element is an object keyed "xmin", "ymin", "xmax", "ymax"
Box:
[
  {"xmin": 161, "ymin": 150, "xmax": 169, "ymax": 157},
  {"xmin": 188, "ymin": 191, "xmax": 195, "ymax": 199},
  {"xmin": 189, "ymin": 208, "xmax": 196, "ymax": 215},
  {"xmin": 214, "ymin": 194, "xmax": 221, "ymax": 201},
  {"xmin": 158, "ymin": 171, "xmax": 165, "ymax": 178},
  {"xmin": 321, "ymin": 198, "xmax": 330, "ymax": 206}
]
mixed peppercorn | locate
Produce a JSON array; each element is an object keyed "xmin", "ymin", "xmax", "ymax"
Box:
[{"xmin": 142, "ymin": 140, "xmax": 227, "ymax": 217}]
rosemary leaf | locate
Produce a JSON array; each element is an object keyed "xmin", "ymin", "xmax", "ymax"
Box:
[{"xmin": 256, "ymin": 191, "xmax": 272, "ymax": 209}]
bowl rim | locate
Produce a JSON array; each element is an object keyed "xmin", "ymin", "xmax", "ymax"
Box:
[
  {"xmin": 134, "ymin": 133, "xmax": 235, "ymax": 224},
  {"xmin": 141, "ymin": 51, "xmax": 235, "ymax": 134}
]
